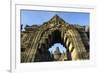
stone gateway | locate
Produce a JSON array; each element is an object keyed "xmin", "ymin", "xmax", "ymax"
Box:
[{"xmin": 21, "ymin": 15, "xmax": 89, "ymax": 63}]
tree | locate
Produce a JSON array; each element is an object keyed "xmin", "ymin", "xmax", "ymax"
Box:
[{"xmin": 21, "ymin": 24, "xmax": 23, "ymax": 31}]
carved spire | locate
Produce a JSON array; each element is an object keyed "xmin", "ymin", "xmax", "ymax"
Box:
[{"xmin": 48, "ymin": 14, "xmax": 67, "ymax": 25}]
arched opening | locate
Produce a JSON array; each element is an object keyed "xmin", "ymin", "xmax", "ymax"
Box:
[
  {"xmin": 34, "ymin": 29, "xmax": 72, "ymax": 62},
  {"xmin": 48, "ymin": 43, "xmax": 67, "ymax": 61}
]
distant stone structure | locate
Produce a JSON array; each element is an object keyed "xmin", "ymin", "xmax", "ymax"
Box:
[
  {"xmin": 53, "ymin": 47, "xmax": 67, "ymax": 61},
  {"xmin": 21, "ymin": 15, "xmax": 89, "ymax": 62},
  {"xmin": 53, "ymin": 47, "xmax": 62, "ymax": 61}
]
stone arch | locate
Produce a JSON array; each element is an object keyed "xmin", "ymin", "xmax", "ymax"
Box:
[
  {"xmin": 31, "ymin": 25, "xmax": 88, "ymax": 62},
  {"xmin": 21, "ymin": 15, "xmax": 89, "ymax": 62}
]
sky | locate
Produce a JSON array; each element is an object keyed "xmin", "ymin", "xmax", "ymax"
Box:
[
  {"xmin": 21, "ymin": 10, "xmax": 89, "ymax": 27},
  {"xmin": 20, "ymin": 10, "xmax": 89, "ymax": 53},
  {"xmin": 48, "ymin": 43, "xmax": 66, "ymax": 53}
]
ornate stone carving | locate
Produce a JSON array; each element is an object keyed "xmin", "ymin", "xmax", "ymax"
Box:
[{"xmin": 21, "ymin": 15, "xmax": 89, "ymax": 62}]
